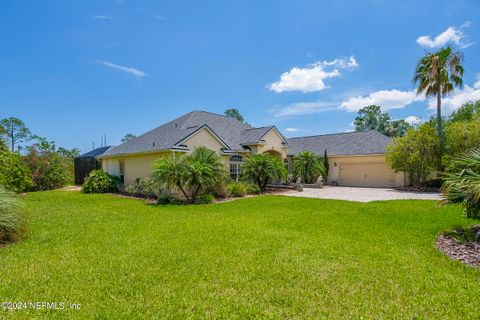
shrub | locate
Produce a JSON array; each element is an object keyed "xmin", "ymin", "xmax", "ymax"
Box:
[
  {"xmin": 0, "ymin": 187, "xmax": 25, "ymax": 243},
  {"xmin": 442, "ymin": 148, "xmax": 480, "ymax": 218},
  {"xmin": 0, "ymin": 149, "xmax": 32, "ymax": 192},
  {"xmin": 386, "ymin": 123, "xmax": 440, "ymax": 186},
  {"xmin": 226, "ymin": 182, "xmax": 247, "ymax": 197},
  {"xmin": 157, "ymin": 195, "xmax": 183, "ymax": 205},
  {"xmin": 82, "ymin": 170, "xmax": 120, "ymax": 194},
  {"xmin": 245, "ymin": 183, "xmax": 261, "ymax": 195},
  {"xmin": 195, "ymin": 194, "xmax": 214, "ymax": 204},
  {"xmin": 22, "ymin": 144, "xmax": 71, "ymax": 191},
  {"xmin": 125, "ymin": 177, "xmax": 160, "ymax": 198},
  {"xmin": 211, "ymin": 171, "xmax": 230, "ymax": 198}
]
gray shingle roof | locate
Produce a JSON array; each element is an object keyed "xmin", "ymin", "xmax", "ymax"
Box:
[
  {"xmin": 101, "ymin": 110, "xmax": 279, "ymax": 157},
  {"xmin": 78, "ymin": 146, "xmax": 112, "ymax": 158},
  {"xmin": 287, "ymin": 130, "xmax": 392, "ymax": 156},
  {"xmin": 240, "ymin": 126, "xmax": 274, "ymax": 144}
]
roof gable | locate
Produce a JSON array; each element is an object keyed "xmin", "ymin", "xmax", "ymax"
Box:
[{"xmin": 176, "ymin": 125, "xmax": 229, "ymax": 149}]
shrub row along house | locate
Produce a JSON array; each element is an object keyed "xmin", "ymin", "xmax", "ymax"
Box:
[{"xmin": 84, "ymin": 110, "xmax": 405, "ymax": 188}]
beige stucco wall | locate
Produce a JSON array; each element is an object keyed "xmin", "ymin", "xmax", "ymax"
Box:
[
  {"xmin": 326, "ymin": 154, "xmax": 405, "ymax": 188},
  {"xmin": 103, "ymin": 151, "xmax": 170, "ymax": 187},
  {"xmin": 123, "ymin": 152, "xmax": 171, "ymax": 187},
  {"xmin": 256, "ymin": 129, "xmax": 287, "ymax": 159},
  {"xmin": 183, "ymin": 129, "xmax": 225, "ymax": 154},
  {"xmin": 102, "ymin": 127, "xmax": 289, "ymax": 188}
]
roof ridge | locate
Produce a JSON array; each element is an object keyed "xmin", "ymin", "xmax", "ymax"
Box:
[
  {"xmin": 288, "ymin": 130, "xmax": 378, "ymax": 140},
  {"xmin": 243, "ymin": 126, "xmax": 272, "ymax": 131}
]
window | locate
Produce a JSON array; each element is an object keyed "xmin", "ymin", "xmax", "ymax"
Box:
[{"xmin": 229, "ymin": 155, "xmax": 243, "ymax": 181}]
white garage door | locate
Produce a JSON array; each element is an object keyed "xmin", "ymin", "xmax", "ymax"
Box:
[{"xmin": 339, "ymin": 162, "xmax": 395, "ymax": 187}]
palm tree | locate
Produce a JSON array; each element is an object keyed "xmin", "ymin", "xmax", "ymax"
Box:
[
  {"xmin": 442, "ymin": 148, "xmax": 480, "ymax": 218},
  {"xmin": 413, "ymin": 46, "xmax": 464, "ymax": 148},
  {"xmin": 152, "ymin": 155, "xmax": 190, "ymax": 201},
  {"xmin": 241, "ymin": 154, "xmax": 287, "ymax": 192},
  {"xmin": 292, "ymin": 151, "xmax": 325, "ymax": 184},
  {"xmin": 152, "ymin": 147, "xmax": 224, "ymax": 203},
  {"xmin": 184, "ymin": 147, "xmax": 224, "ymax": 203}
]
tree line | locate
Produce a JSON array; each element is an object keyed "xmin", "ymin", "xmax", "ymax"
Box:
[{"xmin": 0, "ymin": 117, "xmax": 80, "ymax": 192}]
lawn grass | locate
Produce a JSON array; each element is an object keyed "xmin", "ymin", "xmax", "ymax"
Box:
[{"xmin": 0, "ymin": 191, "xmax": 479, "ymax": 319}]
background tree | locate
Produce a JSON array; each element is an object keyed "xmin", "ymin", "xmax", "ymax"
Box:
[
  {"xmin": 444, "ymin": 120, "xmax": 480, "ymax": 166},
  {"xmin": 57, "ymin": 147, "xmax": 80, "ymax": 159},
  {"xmin": 292, "ymin": 151, "xmax": 325, "ymax": 184},
  {"xmin": 385, "ymin": 119, "xmax": 411, "ymax": 137},
  {"xmin": 386, "ymin": 123, "xmax": 440, "ymax": 186},
  {"xmin": 241, "ymin": 153, "xmax": 286, "ymax": 192},
  {"xmin": 353, "ymin": 105, "xmax": 411, "ymax": 137},
  {"xmin": 224, "ymin": 108, "xmax": 245, "ymax": 123},
  {"xmin": 0, "ymin": 117, "xmax": 31, "ymax": 152},
  {"xmin": 121, "ymin": 133, "xmax": 136, "ymax": 143},
  {"xmin": 413, "ymin": 46, "xmax": 464, "ymax": 157},
  {"xmin": 448, "ymin": 100, "xmax": 480, "ymax": 123}
]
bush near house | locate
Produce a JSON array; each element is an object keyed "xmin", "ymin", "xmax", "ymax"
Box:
[
  {"xmin": 0, "ymin": 186, "xmax": 25, "ymax": 243},
  {"xmin": 82, "ymin": 170, "xmax": 120, "ymax": 194},
  {"xmin": 245, "ymin": 183, "xmax": 261, "ymax": 195},
  {"xmin": 125, "ymin": 177, "xmax": 161, "ymax": 199},
  {"xmin": 226, "ymin": 182, "xmax": 247, "ymax": 197},
  {"xmin": 442, "ymin": 148, "xmax": 480, "ymax": 218},
  {"xmin": 156, "ymin": 194, "xmax": 183, "ymax": 205},
  {"xmin": 195, "ymin": 194, "xmax": 215, "ymax": 204}
]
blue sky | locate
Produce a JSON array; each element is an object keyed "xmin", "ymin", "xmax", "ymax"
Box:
[{"xmin": 1, "ymin": 0, "xmax": 479, "ymax": 153}]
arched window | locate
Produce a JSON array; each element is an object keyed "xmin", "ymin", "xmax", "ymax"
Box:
[{"xmin": 229, "ymin": 155, "xmax": 243, "ymax": 181}]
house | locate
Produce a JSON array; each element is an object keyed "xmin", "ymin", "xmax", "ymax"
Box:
[
  {"xmin": 98, "ymin": 110, "xmax": 405, "ymax": 188},
  {"xmin": 287, "ymin": 131, "xmax": 405, "ymax": 188},
  {"xmin": 98, "ymin": 110, "xmax": 289, "ymax": 186}
]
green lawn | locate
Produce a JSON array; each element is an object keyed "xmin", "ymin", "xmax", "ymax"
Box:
[{"xmin": 0, "ymin": 192, "xmax": 479, "ymax": 319}]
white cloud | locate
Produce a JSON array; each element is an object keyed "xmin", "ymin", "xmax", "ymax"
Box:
[
  {"xmin": 97, "ymin": 60, "xmax": 147, "ymax": 77},
  {"xmin": 285, "ymin": 128, "xmax": 300, "ymax": 132},
  {"xmin": 340, "ymin": 89, "xmax": 425, "ymax": 112},
  {"xmin": 404, "ymin": 116, "xmax": 423, "ymax": 125},
  {"xmin": 152, "ymin": 14, "xmax": 168, "ymax": 21},
  {"xmin": 92, "ymin": 15, "xmax": 115, "ymax": 20},
  {"xmin": 268, "ymin": 56, "xmax": 358, "ymax": 93},
  {"xmin": 428, "ymin": 77, "xmax": 480, "ymax": 113},
  {"xmin": 272, "ymin": 101, "xmax": 338, "ymax": 117},
  {"xmin": 416, "ymin": 23, "xmax": 473, "ymax": 49}
]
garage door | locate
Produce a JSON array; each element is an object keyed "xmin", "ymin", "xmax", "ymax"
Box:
[{"xmin": 339, "ymin": 162, "xmax": 395, "ymax": 187}]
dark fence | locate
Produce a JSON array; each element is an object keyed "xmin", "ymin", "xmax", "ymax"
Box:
[{"xmin": 74, "ymin": 157, "xmax": 102, "ymax": 185}]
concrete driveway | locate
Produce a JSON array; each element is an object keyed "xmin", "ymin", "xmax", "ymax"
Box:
[{"xmin": 280, "ymin": 186, "xmax": 441, "ymax": 202}]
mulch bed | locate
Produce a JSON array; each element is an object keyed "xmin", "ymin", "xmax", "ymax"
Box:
[
  {"xmin": 436, "ymin": 232, "xmax": 480, "ymax": 268},
  {"xmin": 401, "ymin": 186, "xmax": 441, "ymax": 193}
]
